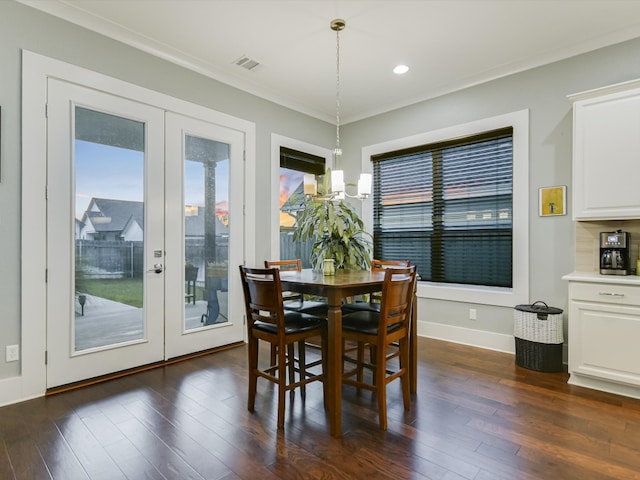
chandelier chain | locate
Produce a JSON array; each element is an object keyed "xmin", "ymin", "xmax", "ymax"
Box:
[
  {"xmin": 303, "ymin": 19, "xmax": 370, "ymax": 202},
  {"xmin": 335, "ymin": 24, "xmax": 341, "ymax": 155}
]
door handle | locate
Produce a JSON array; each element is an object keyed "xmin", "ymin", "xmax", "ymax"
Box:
[{"xmin": 147, "ymin": 263, "xmax": 163, "ymax": 274}]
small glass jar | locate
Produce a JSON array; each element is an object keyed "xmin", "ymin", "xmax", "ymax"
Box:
[{"xmin": 323, "ymin": 258, "xmax": 335, "ymax": 276}]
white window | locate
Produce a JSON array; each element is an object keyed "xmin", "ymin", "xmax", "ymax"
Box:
[{"xmin": 362, "ymin": 110, "xmax": 529, "ymax": 306}]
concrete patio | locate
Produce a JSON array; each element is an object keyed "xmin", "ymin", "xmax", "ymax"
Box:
[{"xmin": 74, "ymin": 292, "xmax": 228, "ymax": 351}]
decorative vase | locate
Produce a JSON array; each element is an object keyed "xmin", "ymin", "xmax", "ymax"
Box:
[{"xmin": 323, "ymin": 258, "xmax": 335, "ymax": 276}]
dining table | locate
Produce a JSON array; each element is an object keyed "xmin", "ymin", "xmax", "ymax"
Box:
[{"xmin": 279, "ymin": 268, "xmax": 417, "ymax": 437}]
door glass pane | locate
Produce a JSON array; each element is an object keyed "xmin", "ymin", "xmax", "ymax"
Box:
[
  {"xmin": 74, "ymin": 107, "xmax": 145, "ymax": 352},
  {"xmin": 184, "ymin": 135, "xmax": 229, "ymax": 329}
]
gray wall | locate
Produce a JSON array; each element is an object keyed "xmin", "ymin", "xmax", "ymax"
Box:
[
  {"xmin": 340, "ymin": 37, "xmax": 640, "ymax": 338},
  {"xmin": 3, "ymin": 0, "xmax": 640, "ymax": 381},
  {"xmin": 0, "ymin": 1, "xmax": 333, "ymax": 380}
]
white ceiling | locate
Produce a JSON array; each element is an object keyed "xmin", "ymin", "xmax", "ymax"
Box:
[{"xmin": 19, "ymin": 0, "xmax": 640, "ymax": 124}]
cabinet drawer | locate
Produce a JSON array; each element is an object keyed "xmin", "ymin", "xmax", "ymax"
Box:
[{"xmin": 569, "ymin": 282, "xmax": 640, "ymax": 306}]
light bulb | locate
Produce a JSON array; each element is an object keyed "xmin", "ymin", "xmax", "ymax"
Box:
[
  {"xmin": 357, "ymin": 173, "xmax": 372, "ymax": 197},
  {"xmin": 331, "ymin": 170, "xmax": 345, "ymax": 194}
]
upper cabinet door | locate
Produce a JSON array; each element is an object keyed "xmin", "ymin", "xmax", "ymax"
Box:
[{"xmin": 570, "ymin": 80, "xmax": 640, "ymax": 220}]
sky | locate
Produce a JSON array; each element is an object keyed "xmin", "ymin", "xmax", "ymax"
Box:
[
  {"xmin": 279, "ymin": 167, "xmax": 304, "ymax": 227},
  {"xmin": 75, "ymin": 140, "xmax": 229, "ymax": 220}
]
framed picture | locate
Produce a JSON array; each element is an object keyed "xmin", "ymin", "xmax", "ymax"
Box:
[{"xmin": 539, "ymin": 185, "xmax": 566, "ymax": 216}]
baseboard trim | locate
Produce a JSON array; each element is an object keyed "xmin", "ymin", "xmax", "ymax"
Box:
[
  {"xmin": 418, "ymin": 320, "xmax": 516, "ymax": 354},
  {"xmin": 0, "ymin": 342, "xmax": 245, "ymax": 407},
  {"xmin": 0, "ymin": 376, "xmax": 41, "ymax": 408},
  {"xmin": 568, "ymin": 373, "xmax": 640, "ymax": 400},
  {"xmin": 46, "ymin": 341, "xmax": 245, "ymax": 396}
]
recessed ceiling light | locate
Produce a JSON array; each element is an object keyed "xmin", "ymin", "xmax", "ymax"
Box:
[{"xmin": 393, "ymin": 64, "xmax": 409, "ymax": 75}]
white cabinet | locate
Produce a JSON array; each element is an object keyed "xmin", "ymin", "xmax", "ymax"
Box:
[
  {"xmin": 569, "ymin": 79, "xmax": 640, "ymax": 220},
  {"xmin": 566, "ymin": 277, "xmax": 640, "ymax": 399}
]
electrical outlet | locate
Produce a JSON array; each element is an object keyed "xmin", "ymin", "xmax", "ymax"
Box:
[
  {"xmin": 6, "ymin": 345, "xmax": 19, "ymax": 362},
  {"xmin": 469, "ymin": 308, "xmax": 477, "ymax": 320}
]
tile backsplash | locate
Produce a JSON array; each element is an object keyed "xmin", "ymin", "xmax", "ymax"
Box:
[{"xmin": 575, "ymin": 220, "xmax": 640, "ymax": 273}]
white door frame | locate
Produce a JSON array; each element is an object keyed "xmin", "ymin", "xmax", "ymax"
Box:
[{"xmin": 19, "ymin": 50, "xmax": 256, "ymax": 403}]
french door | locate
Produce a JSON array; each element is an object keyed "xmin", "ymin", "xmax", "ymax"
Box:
[
  {"xmin": 164, "ymin": 112, "xmax": 245, "ymax": 358},
  {"xmin": 46, "ymin": 79, "xmax": 244, "ymax": 388}
]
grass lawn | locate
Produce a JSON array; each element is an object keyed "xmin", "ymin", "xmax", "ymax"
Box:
[
  {"xmin": 78, "ymin": 278, "xmax": 144, "ymax": 308},
  {"xmin": 77, "ymin": 277, "xmax": 206, "ymax": 308}
]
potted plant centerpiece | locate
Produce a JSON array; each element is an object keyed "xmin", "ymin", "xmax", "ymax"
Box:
[{"xmin": 292, "ymin": 169, "xmax": 372, "ymax": 271}]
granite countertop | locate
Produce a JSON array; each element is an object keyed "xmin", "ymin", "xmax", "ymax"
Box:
[{"xmin": 562, "ymin": 271, "xmax": 640, "ymax": 286}]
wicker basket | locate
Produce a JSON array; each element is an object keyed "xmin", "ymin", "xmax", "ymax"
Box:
[{"xmin": 513, "ymin": 301, "xmax": 564, "ymax": 372}]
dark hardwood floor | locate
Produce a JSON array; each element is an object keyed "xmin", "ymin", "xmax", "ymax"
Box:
[{"xmin": 2, "ymin": 337, "xmax": 640, "ymax": 479}]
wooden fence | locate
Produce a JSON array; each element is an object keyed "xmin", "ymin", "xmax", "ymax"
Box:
[{"xmin": 280, "ymin": 228, "xmax": 313, "ymax": 268}]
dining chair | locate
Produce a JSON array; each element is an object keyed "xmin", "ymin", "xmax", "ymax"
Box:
[
  {"xmin": 239, "ymin": 266, "xmax": 327, "ymax": 429},
  {"xmin": 341, "ymin": 259, "xmax": 411, "ymax": 314},
  {"xmin": 341, "ymin": 265, "xmax": 417, "ymax": 430},
  {"xmin": 264, "ymin": 259, "xmax": 329, "ymax": 316},
  {"xmin": 341, "ymin": 260, "xmax": 410, "ymax": 366}
]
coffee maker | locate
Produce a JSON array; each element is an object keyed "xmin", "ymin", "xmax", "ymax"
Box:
[{"xmin": 600, "ymin": 230, "xmax": 631, "ymax": 275}]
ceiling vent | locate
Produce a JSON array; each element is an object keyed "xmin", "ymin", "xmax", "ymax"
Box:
[{"xmin": 233, "ymin": 55, "xmax": 261, "ymax": 71}]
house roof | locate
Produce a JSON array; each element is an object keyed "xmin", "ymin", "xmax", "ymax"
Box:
[
  {"xmin": 81, "ymin": 198, "xmax": 231, "ymax": 237},
  {"xmin": 281, "ymin": 182, "xmax": 306, "ymax": 215},
  {"xmin": 84, "ymin": 198, "xmax": 144, "ymax": 233}
]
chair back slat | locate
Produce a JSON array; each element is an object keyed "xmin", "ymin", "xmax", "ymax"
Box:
[
  {"xmin": 369, "ymin": 259, "xmax": 410, "ymax": 303},
  {"xmin": 239, "ymin": 266, "xmax": 285, "ymax": 328},
  {"xmin": 372, "ymin": 259, "xmax": 410, "ymax": 269},
  {"xmin": 379, "ymin": 266, "xmax": 416, "ymax": 331},
  {"xmin": 265, "ymin": 259, "xmax": 301, "ymax": 292},
  {"xmin": 264, "ymin": 259, "xmax": 302, "ymax": 271}
]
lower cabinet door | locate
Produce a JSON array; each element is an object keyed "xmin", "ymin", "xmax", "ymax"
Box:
[{"xmin": 569, "ymin": 299, "xmax": 640, "ymax": 387}]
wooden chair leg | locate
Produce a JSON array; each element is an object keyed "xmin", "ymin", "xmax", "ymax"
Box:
[
  {"xmin": 277, "ymin": 342, "xmax": 288, "ymax": 429},
  {"xmin": 370, "ymin": 345, "xmax": 378, "ymax": 385},
  {"xmin": 287, "ymin": 343, "xmax": 296, "ymax": 401},
  {"xmin": 356, "ymin": 342, "xmax": 365, "ymax": 394},
  {"xmin": 298, "ymin": 340, "xmax": 307, "ymax": 401},
  {"xmin": 247, "ymin": 337, "xmax": 259, "ymax": 412},
  {"xmin": 375, "ymin": 343, "xmax": 388, "ymax": 430},
  {"xmin": 400, "ymin": 338, "xmax": 410, "ymax": 411},
  {"xmin": 270, "ymin": 344, "xmax": 277, "ymax": 368},
  {"xmin": 322, "ymin": 331, "xmax": 328, "ymax": 410}
]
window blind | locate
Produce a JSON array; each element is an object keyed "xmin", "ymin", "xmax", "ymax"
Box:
[
  {"xmin": 280, "ymin": 146, "xmax": 325, "ymax": 175},
  {"xmin": 372, "ymin": 128, "xmax": 513, "ymax": 287}
]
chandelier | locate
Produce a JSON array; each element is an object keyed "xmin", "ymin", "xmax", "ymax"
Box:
[{"xmin": 303, "ymin": 18, "xmax": 372, "ymax": 201}]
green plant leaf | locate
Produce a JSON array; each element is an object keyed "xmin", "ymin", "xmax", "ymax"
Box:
[{"xmin": 291, "ymin": 168, "xmax": 372, "ymax": 270}]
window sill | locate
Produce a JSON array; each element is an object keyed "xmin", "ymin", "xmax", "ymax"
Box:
[{"xmin": 417, "ymin": 281, "xmax": 526, "ymax": 308}]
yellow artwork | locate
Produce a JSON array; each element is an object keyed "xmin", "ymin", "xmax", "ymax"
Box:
[{"xmin": 539, "ymin": 186, "xmax": 566, "ymax": 216}]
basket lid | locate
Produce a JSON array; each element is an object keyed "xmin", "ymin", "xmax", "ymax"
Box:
[{"xmin": 514, "ymin": 301, "xmax": 563, "ymax": 315}]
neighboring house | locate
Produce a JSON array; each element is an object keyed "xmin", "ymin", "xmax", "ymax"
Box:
[
  {"xmin": 78, "ymin": 198, "xmax": 144, "ymax": 241},
  {"xmin": 280, "ymin": 181, "xmax": 305, "ymax": 224},
  {"xmin": 79, "ymin": 200, "xmax": 229, "ymax": 241},
  {"xmin": 75, "ymin": 218, "xmax": 85, "ymax": 239}
]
